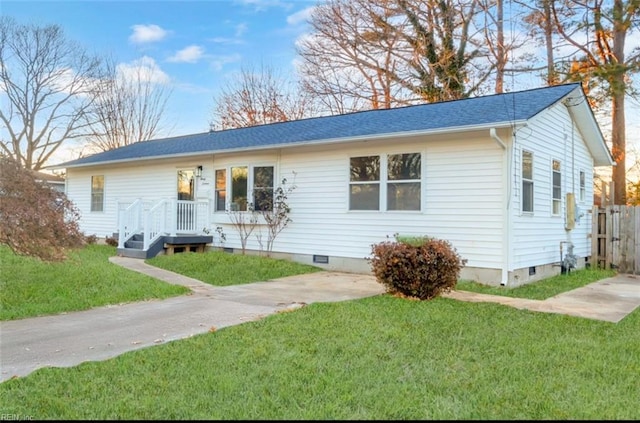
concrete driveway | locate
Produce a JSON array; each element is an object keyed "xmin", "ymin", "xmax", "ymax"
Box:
[{"xmin": 1, "ymin": 257, "xmax": 639, "ymax": 383}]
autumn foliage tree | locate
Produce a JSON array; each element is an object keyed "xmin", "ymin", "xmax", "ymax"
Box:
[{"xmin": 0, "ymin": 157, "xmax": 85, "ymax": 261}]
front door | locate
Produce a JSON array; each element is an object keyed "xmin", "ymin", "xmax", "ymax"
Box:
[{"xmin": 177, "ymin": 170, "xmax": 195, "ymax": 231}]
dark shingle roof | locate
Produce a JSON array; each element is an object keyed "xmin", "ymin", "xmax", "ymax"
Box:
[{"xmin": 56, "ymin": 83, "xmax": 581, "ymax": 168}]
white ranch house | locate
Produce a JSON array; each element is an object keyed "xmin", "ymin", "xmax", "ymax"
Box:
[{"xmin": 53, "ymin": 83, "xmax": 613, "ymax": 286}]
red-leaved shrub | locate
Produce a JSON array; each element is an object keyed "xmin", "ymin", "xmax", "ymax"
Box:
[{"xmin": 369, "ymin": 236, "xmax": 467, "ymax": 300}]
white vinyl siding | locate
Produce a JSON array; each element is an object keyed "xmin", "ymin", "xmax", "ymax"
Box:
[
  {"xmin": 265, "ymin": 137, "xmax": 503, "ymax": 270},
  {"xmin": 67, "ymin": 157, "xmax": 212, "ymax": 237},
  {"xmin": 511, "ymin": 101, "xmax": 595, "ymax": 270}
]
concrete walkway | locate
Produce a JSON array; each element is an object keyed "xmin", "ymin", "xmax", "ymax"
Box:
[
  {"xmin": 1, "ymin": 257, "xmax": 639, "ymax": 383},
  {"xmin": 443, "ymin": 273, "xmax": 640, "ymax": 323},
  {"xmin": 0, "ymin": 257, "xmax": 385, "ymax": 383}
]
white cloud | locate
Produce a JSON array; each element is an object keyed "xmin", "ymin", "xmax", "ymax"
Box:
[
  {"xmin": 233, "ymin": 0, "xmax": 293, "ymax": 12},
  {"xmin": 209, "ymin": 53, "xmax": 243, "ymax": 71},
  {"xmin": 235, "ymin": 23, "xmax": 248, "ymax": 37},
  {"xmin": 209, "ymin": 37, "xmax": 245, "ymax": 45},
  {"xmin": 168, "ymin": 45, "xmax": 205, "ymax": 63},
  {"xmin": 129, "ymin": 24, "xmax": 169, "ymax": 44},
  {"xmin": 117, "ymin": 56, "xmax": 170, "ymax": 85},
  {"xmin": 286, "ymin": 6, "xmax": 314, "ymax": 26}
]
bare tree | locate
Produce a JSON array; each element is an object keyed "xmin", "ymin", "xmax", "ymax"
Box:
[
  {"xmin": 84, "ymin": 57, "xmax": 173, "ymax": 152},
  {"xmin": 0, "ymin": 17, "xmax": 104, "ymax": 170},
  {"xmin": 254, "ymin": 175, "xmax": 297, "ymax": 257},
  {"xmin": 211, "ymin": 63, "xmax": 317, "ymax": 130},
  {"xmin": 297, "ymin": 0, "xmax": 414, "ymax": 114},
  {"xmin": 549, "ymin": 0, "xmax": 639, "ymax": 205},
  {"xmin": 297, "ymin": 0, "xmax": 489, "ymax": 112}
]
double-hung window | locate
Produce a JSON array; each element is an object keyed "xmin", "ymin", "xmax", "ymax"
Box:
[
  {"xmin": 253, "ymin": 166, "xmax": 274, "ymax": 211},
  {"xmin": 91, "ymin": 175, "xmax": 104, "ymax": 212},
  {"xmin": 349, "ymin": 156, "xmax": 380, "ymax": 210},
  {"xmin": 579, "ymin": 170, "xmax": 585, "ymax": 202},
  {"xmin": 387, "ymin": 153, "xmax": 421, "ymax": 211},
  {"xmin": 349, "ymin": 153, "xmax": 421, "ymax": 211},
  {"xmin": 215, "ymin": 169, "xmax": 226, "ymax": 212},
  {"xmin": 552, "ymin": 160, "xmax": 562, "ymax": 215},
  {"xmin": 216, "ymin": 165, "xmax": 275, "ymax": 212},
  {"xmin": 522, "ymin": 150, "xmax": 534, "ymax": 213},
  {"xmin": 230, "ymin": 166, "xmax": 248, "ymax": 211}
]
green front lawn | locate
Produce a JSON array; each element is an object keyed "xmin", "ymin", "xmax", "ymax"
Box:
[
  {"xmin": 0, "ymin": 245, "xmax": 189, "ymax": 321},
  {"xmin": 146, "ymin": 250, "xmax": 322, "ymax": 286},
  {"xmin": 2, "ymin": 295, "xmax": 638, "ymax": 419},
  {"xmin": 456, "ymin": 268, "xmax": 617, "ymax": 300}
]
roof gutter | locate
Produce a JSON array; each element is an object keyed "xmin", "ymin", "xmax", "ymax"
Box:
[{"xmin": 48, "ymin": 120, "xmax": 527, "ymax": 170}]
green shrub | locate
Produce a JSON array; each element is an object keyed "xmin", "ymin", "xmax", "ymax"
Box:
[
  {"xmin": 395, "ymin": 234, "xmax": 432, "ymax": 247},
  {"xmin": 369, "ymin": 237, "xmax": 467, "ymax": 300}
]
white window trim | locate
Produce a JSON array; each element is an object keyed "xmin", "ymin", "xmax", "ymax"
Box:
[
  {"xmin": 347, "ymin": 152, "xmax": 423, "ymax": 212},
  {"xmin": 579, "ymin": 169, "xmax": 586, "ymax": 203},
  {"xmin": 90, "ymin": 175, "xmax": 105, "ymax": 213},
  {"xmin": 215, "ymin": 163, "xmax": 276, "ymax": 212},
  {"xmin": 552, "ymin": 159, "xmax": 562, "ymax": 216},
  {"xmin": 521, "ymin": 150, "xmax": 534, "ymax": 215}
]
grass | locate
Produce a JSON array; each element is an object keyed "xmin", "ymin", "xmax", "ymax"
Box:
[
  {"xmin": 0, "ymin": 245, "xmax": 189, "ymax": 321},
  {"xmin": 455, "ymin": 268, "xmax": 617, "ymax": 300},
  {"xmin": 146, "ymin": 250, "xmax": 322, "ymax": 286},
  {"xmin": 1, "ymin": 294, "xmax": 638, "ymax": 420}
]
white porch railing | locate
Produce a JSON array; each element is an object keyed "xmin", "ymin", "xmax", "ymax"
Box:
[
  {"xmin": 118, "ymin": 199, "xmax": 144, "ymax": 248},
  {"xmin": 118, "ymin": 198, "xmax": 210, "ymax": 251},
  {"xmin": 143, "ymin": 199, "xmax": 170, "ymax": 250}
]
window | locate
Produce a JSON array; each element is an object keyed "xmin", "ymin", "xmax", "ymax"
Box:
[
  {"xmin": 552, "ymin": 160, "xmax": 562, "ymax": 215},
  {"xmin": 579, "ymin": 170, "xmax": 585, "ymax": 202},
  {"xmin": 387, "ymin": 153, "xmax": 421, "ymax": 210},
  {"xmin": 223, "ymin": 165, "xmax": 276, "ymax": 212},
  {"xmin": 349, "ymin": 156, "xmax": 380, "ymax": 210},
  {"xmin": 90, "ymin": 175, "xmax": 104, "ymax": 212},
  {"xmin": 253, "ymin": 166, "xmax": 274, "ymax": 211},
  {"xmin": 215, "ymin": 169, "xmax": 226, "ymax": 212},
  {"xmin": 522, "ymin": 151, "xmax": 533, "ymax": 213},
  {"xmin": 177, "ymin": 170, "xmax": 194, "ymax": 201},
  {"xmin": 349, "ymin": 153, "xmax": 421, "ymax": 211},
  {"xmin": 230, "ymin": 166, "xmax": 248, "ymax": 211}
]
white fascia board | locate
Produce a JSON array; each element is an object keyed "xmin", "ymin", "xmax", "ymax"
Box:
[
  {"xmin": 49, "ymin": 120, "xmax": 525, "ymax": 170},
  {"xmin": 564, "ymin": 87, "xmax": 615, "ymax": 167}
]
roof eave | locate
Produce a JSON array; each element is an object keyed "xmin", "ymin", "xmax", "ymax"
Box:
[
  {"xmin": 48, "ymin": 120, "xmax": 524, "ymax": 170},
  {"xmin": 564, "ymin": 87, "xmax": 615, "ymax": 167}
]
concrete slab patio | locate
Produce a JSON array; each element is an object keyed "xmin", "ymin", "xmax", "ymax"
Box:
[{"xmin": 1, "ymin": 257, "xmax": 639, "ymax": 384}]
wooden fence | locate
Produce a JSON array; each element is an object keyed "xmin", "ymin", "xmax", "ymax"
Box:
[{"xmin": 591, "ymin": 205, "xmax": 640, "ymax": 274}]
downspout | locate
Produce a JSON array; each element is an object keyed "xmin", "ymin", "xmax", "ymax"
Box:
[{"xmin": 490, "ymin": 128, "xmax": 510, "ymax": 286}]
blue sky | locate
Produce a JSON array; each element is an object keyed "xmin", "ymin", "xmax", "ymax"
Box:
[{"xmin": 3, "ymin": 0, "xmax": 318, "ymax": 161}]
